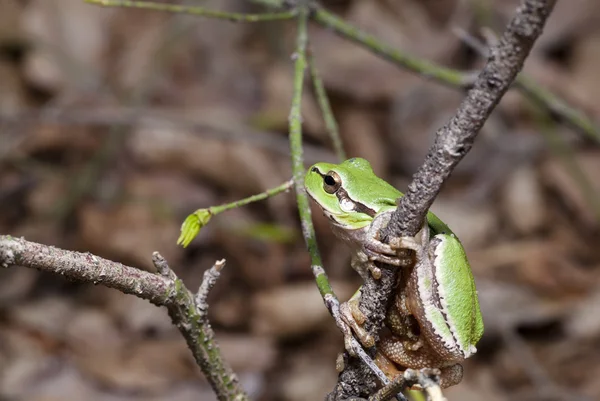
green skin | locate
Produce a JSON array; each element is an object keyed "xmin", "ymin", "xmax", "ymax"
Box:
[{"xmin": 304, "ymin": 157, "xmax": 484, "ymax": 388}]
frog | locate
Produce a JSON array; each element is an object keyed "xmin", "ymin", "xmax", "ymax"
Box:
[{"xmin": 304, "ymin": 157, "xmax": 484, "ymax": 388}]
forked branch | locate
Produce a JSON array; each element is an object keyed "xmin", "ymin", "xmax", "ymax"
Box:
[{"xmin": 0, "ymin": 236, "xmax": 248, "ymax": 401}]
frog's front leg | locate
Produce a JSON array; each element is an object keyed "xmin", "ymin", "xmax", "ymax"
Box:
[{"xmin": 360, "ymin": 212, "xmax": 415, "ymax": 278}]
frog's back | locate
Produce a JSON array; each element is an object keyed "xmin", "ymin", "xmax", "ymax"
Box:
[{"xmin": 341, "ymin": 158, "xmax": 401, "ymax": 211}]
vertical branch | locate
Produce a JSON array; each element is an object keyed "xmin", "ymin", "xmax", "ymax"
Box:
[
  {"xmin": 288, "ymin": 10, "xmax": 385, "ymax": 389},
  {"xmin": 307, "ymin": 48, "xmax": 346, "ymax": 161},
  {"xmin": 288, "ymin": 6, "xmax": 335, "ymax": 298}
]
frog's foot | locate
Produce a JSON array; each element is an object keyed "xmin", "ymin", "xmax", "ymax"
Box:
[
  {"xmin": 437, "ymin": 364, "xmax": 464, "ymax": 388},
  {"xmin": 340, "ymin": 295, "xmax": 375, "ymax": 352},
  {"xmin": 350, "ymin": 252, "xmax": 384, "ymax": 280},
  {"xmin": 332, "ymin": 305, "xmax": 359, "ymax": 357},
  {"xmin": 362, "ymin": 214, "xmax": 429, "ymax": 270},
  {"xmin": 389, "ymin": 236, "xmax": 421, "ymax": 253},
  {"xmin": 362, "ymin": 237, "xmax": 412, "ymax": 277},
  {"xmin": 389, "ymin": 221, "xmax": 430, "ymax": 255},
  {"xmin": 361, "ymin": 211, "xmax": 408, "ymax": 269},
  {"xmin": 374, "ymin": 351, "xmax": 403, "ymax": 381},
  {"xmin": 363, "ymin": 242, "xmax": 408, "ymax": 268}
]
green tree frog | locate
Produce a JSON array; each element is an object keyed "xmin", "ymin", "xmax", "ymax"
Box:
[{"xmin": 304, "ymin": 157, "xmax": 484, "ymax": 388}]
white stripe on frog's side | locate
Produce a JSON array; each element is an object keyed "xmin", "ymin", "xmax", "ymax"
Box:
[
  {"xmin": 433, "ymin": 236, "xmax": 475, "ymax": 358},
  {"xmin": 418, "ymin": 251, "xmax": 458, "ymax": 355}
]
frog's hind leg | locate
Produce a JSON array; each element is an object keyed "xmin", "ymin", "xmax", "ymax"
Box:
[
  {"xmin": 339, "ymin": 288, "xmax": 375, "ymax": 350},
  {"xmin": 378, "ymin": 336, "xmax": 464, "ymax": 388}
]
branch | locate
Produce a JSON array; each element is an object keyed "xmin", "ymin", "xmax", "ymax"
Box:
[
  {"xmin": 85, "ymin": 0, "xmax": 298, "ymax": 22},
  {"xmin": 455, "ymin": 26, "xmax": 600, "ymax": 145},
  {"xmin": 386, "ymin": 0, "xmax": 556, "ymax": 237},
  {"xmin": 516, "ymin": 75, "xmax": 600, "ymax": 143},
  {"xmin": 330, "ymin": 0, "xmax": 557, "ymax": 398},
  {"xmin": 311, "ymin": 6, "xmax": 469, "ymax": 88},
  {"xmin": 287, "ymin": 5, "xmax": 334, "ymax": 301},
  {"xmin": 0, "ymin": 235, "xmax": 248, "ymax": 401},
  {"xmin": 311, "ymin": 3, "xmax": 599, "ymax": 143}
]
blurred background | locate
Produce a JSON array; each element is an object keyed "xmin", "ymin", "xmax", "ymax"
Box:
[{"xmin": 1, "ymin": 0, "xmax": 600, "ymax": 400}]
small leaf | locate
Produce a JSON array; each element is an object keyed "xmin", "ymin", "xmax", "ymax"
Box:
[{"xmin": 177, "ymin": 209, "xmax": 212, "ymax": 247}]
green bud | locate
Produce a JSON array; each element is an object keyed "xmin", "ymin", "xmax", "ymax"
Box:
[{"xmin": 177, "ymin": 209, "xmax": 212, "ymax": 248}]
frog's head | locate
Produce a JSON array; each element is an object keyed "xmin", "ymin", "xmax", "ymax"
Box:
[{"xmin": 304, "ymin": 158, "xmax": 400, "ymax": 230}]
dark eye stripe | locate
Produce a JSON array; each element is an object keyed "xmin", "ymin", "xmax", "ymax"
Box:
[{"xmin": 336, "ymin": 187, "xmax": 376, "ymax": 217}]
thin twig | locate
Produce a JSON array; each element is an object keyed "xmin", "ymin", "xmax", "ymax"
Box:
[
  {"xmin": 307, "ymin": 47, "xmax": 346, "ymax": 161},
  {"xmin": 288, "ymin": 5, "xmax": 334, "ymax": 299},
  {"xmin": 176, "ymin": 179, "xmax": 294, "ymax": 247},
  {"xmin": 0, "ymin": 235, "xmax": 248, "ymax": 401},
  {"xmin": 85, "ymin": 0, "xmax": 298, "ymax": 21},
  {"xmin": 311, "ymin": 6, "xmax": 474, "ymax": 88},
  {"xmin": 195, "ymin": 259, "xmax": 226, "ymax": 319}
]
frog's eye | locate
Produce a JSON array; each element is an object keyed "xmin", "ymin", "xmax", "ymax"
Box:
[{"xmin": 323, "ymin": 171, "xmax": 341, "ymax": 194}]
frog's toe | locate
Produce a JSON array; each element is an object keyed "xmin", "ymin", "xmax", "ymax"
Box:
[
  {"xmin": 363, "ymin": 239, "xmax": 397, "ymax": 256},
  {"xmin": 438, "ymin": 364, "xmax": 463, "ymax": 388},
  {"xmin": 346, "ymin": 296, "xmax": 366, "ymax": 325},
  {"xmin": 333, "ymin": 307, "xmax": 359, "ymax": 357},
  {"xmin": 340, "ymin": 301, "xmax": 375, "ymax": 348},
  {"xmin": 362, "ymin": 247, "xmax": 405, "ymax": 267},
  {"xmin": 367, "ymin": 262, "xmax": 382, "ymax": 279},
  {"xmin": 389, "ymin": 236, "xmax": 422, "ymax": 253}
]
